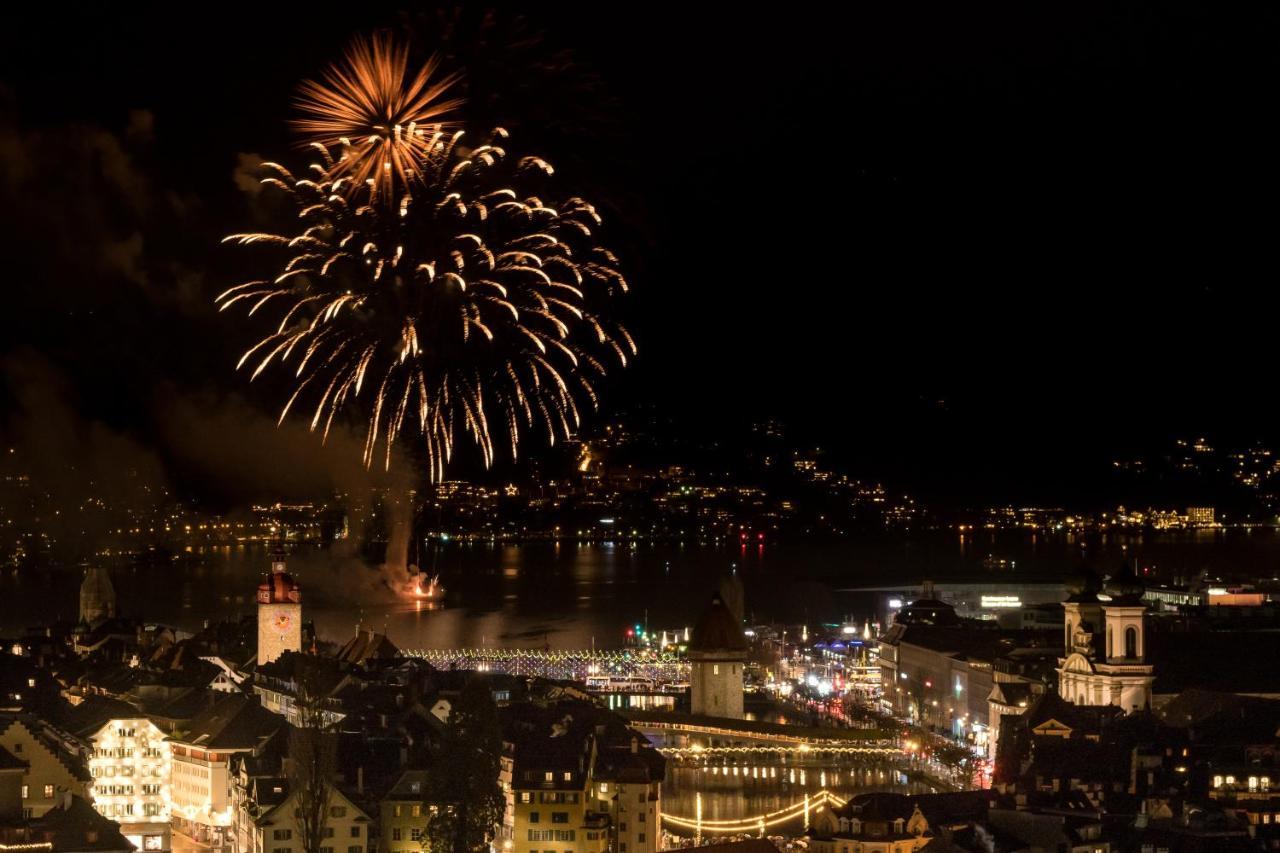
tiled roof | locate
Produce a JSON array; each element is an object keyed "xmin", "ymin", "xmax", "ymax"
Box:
[
  {"xmin": 30, "ymin": 794, "xmax": 135, "ymax": 852},
  {"xmin": 173, "ymin": 693, "xmax": 283, "ymax": 750}
]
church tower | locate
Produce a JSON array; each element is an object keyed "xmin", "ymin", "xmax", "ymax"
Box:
[
  {"xmin": 689, "ymin": 593, "xmax": 747, "ymax": 719},
  {"xmin": 79, "ymin": 563, "xmax": 116, "ymax": 626},
  {"xmin": 1058, "ymin": 562, "xmax": 1153, "ymax": 711},
  {"xmin": 257, "ymin": 547, "xmax": 301, "ymax": 665}
]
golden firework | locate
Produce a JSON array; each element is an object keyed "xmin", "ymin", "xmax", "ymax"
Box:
[
  {"xmin": 293, "ymin": 33, "xmax": 463, "ymax": 199},
  {"xmin": 220, "ymin": 128, "xmax": 633, "ymax": 481}
]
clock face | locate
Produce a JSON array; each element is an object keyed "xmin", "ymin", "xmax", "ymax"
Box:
[{"xmin": 274, "ymin": 613, "xmax": 293, "ymax": 632}]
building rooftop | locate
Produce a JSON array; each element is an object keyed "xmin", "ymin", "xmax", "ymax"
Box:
[
  {"xmin": 27, "ymin": 794, "xmax": 135, "ymax": 852},
  {"xmin": 171, "ymin": 693, "xmax": 283, "ymax": 751}
]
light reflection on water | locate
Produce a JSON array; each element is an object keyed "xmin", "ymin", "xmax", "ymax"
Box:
[
  {"xmin": 661, "ymin": 760, "xmax": 929, "ymax": 828},
  {"xmin": 4, "ymin": 529, "xmax": 1276, "ymax": 646}
]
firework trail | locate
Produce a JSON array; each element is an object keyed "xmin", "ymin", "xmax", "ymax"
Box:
[{"xmin": 221, "ymin": 103, "xmax": 632, "ymax": 480}]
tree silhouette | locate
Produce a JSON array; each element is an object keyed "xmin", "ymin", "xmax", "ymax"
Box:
[{"xmin": 426, "ymin": 678, "xmax": 506, "ymax": 853}]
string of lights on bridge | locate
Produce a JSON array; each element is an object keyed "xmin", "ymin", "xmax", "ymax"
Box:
[
  {"xmin": 658, "ymin": 743, "xmax": 903, "ymax": 758},
  {"xmin": 405, "ymin": 648, "xmax": 689, "ymax": 682},
  {"xmin": 661, "ymin": 789, "xmax": 849, "ymax": 836}
]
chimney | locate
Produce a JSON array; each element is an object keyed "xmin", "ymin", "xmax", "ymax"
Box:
[{"xmin": 357, "ymin": 766, "xmax": 364, "ymax": 796}]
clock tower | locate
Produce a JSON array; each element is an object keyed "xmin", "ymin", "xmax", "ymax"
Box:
[{"xmin": 257, "ymin": 546, "xmax": 302, "ymax": 665}]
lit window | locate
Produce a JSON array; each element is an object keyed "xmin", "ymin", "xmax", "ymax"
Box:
[
  {"xmin": 599, "ymin": 784, "xmax": 608, "ymax": 794},
  {"xmin": 43, "ymin": 785, "xmax": 53, "ymax": 799}
]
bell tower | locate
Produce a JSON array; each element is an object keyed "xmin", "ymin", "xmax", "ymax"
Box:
[
  {"xmin": 257, "ymin": 546, "xmax": 302, "ymax": 665},
  {"xmin": 1058, "ymin": 561, "xmax": 1153, "ymax": 711}
]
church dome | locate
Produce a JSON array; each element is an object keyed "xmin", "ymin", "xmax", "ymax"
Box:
[
  {"xmin": 257, "ymin": 548, "xmax": 301, "ymax": 604},
  {"xmin": 1104, "ymin": 561, "xmax": 1145, "ymax": 604},
  {"xmin": 690, "ymin": 594, "xmax": 747, "ymax": 652},
  {"xmin": 1065, "ymin": 563, "xmax": 1104, "ymax": 603}
]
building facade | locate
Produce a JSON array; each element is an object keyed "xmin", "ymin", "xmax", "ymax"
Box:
[
  {"xmin": 591, "ymin": 739, "xmax": 662, "ymax": 853},
  {"xmin": 379, "ymin": 770, "xmax": 437, "ymax": 853},
  {"xmin": 168, "ymin": 695, "xmax": 283, "ymax": 853},
  {"xmin": 0, "ymin": 716, "xmax": 91, "ymax": 819},
  {"xmin": 242, "ymin": 784, "xmax": 369, "ymax": 853},
  {"xmin": 86, "ymin": 718, "xmax": 171, "ymax": 852}
]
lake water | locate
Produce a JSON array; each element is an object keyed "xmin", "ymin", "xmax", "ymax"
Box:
[{"xmin": 6, "ymin": 527, "xmax": 1280, "ymax": 648}]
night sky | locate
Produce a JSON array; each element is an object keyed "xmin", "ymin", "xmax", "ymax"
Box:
[{"xmin": 1, "ymin": 3, "xmax": 1275, "ymax": 506}]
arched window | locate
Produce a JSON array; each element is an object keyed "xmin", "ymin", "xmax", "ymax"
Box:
[
  {"xmin": 1125, "ymin": 626, "xmax": 1138, "ymax": 659},
  {"xmin": 1107, "ymin": 627, "xmax": 1113, "ymax": 658},
  {"xmin": 1065, "ymin": 620, "xmax": 1073, "ymax": 651}
]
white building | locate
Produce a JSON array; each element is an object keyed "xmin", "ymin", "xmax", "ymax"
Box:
[
  {"xmin": 86, "ymin": 717, "xmax": 171, "ymax": 852},
  {"xmin": 168, "ymin": 694, "xmax": 283, "ymax": 853},
  {"xmin": 237, "ymin": 781, "xmax": 370, "ymax": 853},
  {"xmin": 1058, "ymin": 565, "xmax": 1154, "ymax": 712}
]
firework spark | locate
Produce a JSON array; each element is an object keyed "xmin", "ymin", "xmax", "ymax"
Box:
[
  {"xmin": 220, "ymin": 128, "xmax": 633, "ymax": 480},
  {"xmin": 294, "ymin": 33, "xmax": 463, "ymax": 199}
]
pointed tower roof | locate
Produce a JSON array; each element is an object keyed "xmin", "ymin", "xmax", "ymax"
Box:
[{"xmin": 690, "ymin": 593, "xmax": 747, "ymax": 653}]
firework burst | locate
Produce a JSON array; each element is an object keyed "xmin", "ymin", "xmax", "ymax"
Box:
[
  {"xmin": 294, "ymin": 33, "xmax": 463, "ymax": 199},
  {"xmin": 219, "ymin": 128, "xmax": 633, "ymax": 480}
]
